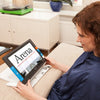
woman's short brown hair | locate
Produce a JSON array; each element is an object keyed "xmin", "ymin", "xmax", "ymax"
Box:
[{"xmin": 72, "ymin": 1, "xmax": 100, "ymax": 56}]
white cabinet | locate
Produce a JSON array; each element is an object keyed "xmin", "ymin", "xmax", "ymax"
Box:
[
  {"xmin": 0, "ymin": 15, "xmax": 13, "ymax": 43},
  {"xmin": 59, "ymin": 15, "xmax": 80, "ymax": 46},
  {"xmin": 0, "ymin": 11, "xmax": 59, "ymax": 50}
]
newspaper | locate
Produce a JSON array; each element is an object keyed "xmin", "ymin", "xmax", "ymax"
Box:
[{"xmin": 0, "ymin": 67, "xmax": 19, "ymax": 87}]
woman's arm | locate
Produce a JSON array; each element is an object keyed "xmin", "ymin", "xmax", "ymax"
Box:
[
  {"xmin": 13, "ymin": 80, "xmax": 46, "ymax": 100},
  {"xmin": 45, "ymin": 57, "xmax": 70, "ymax": 73}
]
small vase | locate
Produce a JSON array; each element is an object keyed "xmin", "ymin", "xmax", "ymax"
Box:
[{"xmin": 50, "ymin": 1, "xmax": 63, "ymax": 12}]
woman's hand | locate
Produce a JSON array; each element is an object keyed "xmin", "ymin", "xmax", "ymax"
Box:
[
  {"xmin": 45, "ymin": 57, "xmax": 58, "ymax": 69},
  {"xmin": 45, "ymin": 57, "xmax": 69, "ymax": 73},
  {"xmin": 13, "ymin": 80, "xmax": 46, "ymax": 100}
]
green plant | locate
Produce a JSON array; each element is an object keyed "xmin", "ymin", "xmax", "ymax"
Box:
[{"xmin": 51, "ymin": 0, "xmax": 73, "ymax": 6}]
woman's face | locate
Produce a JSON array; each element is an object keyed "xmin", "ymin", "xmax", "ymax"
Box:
[{"xmin": 76, "ymin": 24, "xmax": 96, "ymax": 52}]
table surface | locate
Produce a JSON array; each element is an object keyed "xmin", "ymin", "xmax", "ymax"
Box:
[{"xmin": 0, "ymin": 11, "xmax": 59, "ymax": 21}]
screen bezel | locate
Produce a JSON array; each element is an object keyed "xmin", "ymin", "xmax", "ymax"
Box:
[{"xmin": 3, "ymin": 39, "xmax": 45, "ymax": 84}]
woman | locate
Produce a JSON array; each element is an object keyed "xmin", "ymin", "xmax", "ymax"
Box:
[{"xmin": 14, "ymin": 1, "xmax": 100, "ymax": 100}]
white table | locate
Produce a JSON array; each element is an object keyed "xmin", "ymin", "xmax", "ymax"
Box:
[{"xmin": 0, "ymin": 11, "xmax": 59, "ymax": 50}]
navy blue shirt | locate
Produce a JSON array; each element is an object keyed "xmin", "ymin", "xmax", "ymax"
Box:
[{"xmin": 47, "ymin": 52, "xmax": 100, "ymax": 100}]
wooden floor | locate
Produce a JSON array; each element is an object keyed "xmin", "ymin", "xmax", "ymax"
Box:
[
  {"xmin": 0, "ymin": 49, "xmax": 48, "ymax": 65},
  {"xmin": 0, "ymin": 42, "xmax": 18, "ymax": 65},
  {"xmin": 0, "ymin": 48, "xmax": 50, "ymax": 65},
  {"xmin": 0, "ymin": 42, "xmax": 58, "ymax": 65},
  {"xmin": 0, "ymin": 49, "xmax": 12, "ymax": 65}
]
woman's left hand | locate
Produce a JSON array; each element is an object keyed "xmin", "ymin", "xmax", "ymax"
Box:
[
  {"xmin": 13, "ymin": 80, "xmax": 46, "ymax": 100},
  {"xmin": 13, "ymin": 80, "xmax": 35, "ymax": 100}
]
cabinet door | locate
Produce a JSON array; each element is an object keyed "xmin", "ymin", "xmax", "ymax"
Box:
[
  {"xmin": 0, "ymin": 15, "xmax": 12, "ymax": 43},
  {"xmin": 11, "ymin": 18, "xmax": 49, "ymax": 49}
]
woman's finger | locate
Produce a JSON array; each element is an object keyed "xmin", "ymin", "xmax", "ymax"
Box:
[
  {"xmin": 13, "ymin": 87, "xmax": 22, "ymax": 94},
  {"xmin": 27, "ymin": 80, "xmax": 32, "ymax": 88}
]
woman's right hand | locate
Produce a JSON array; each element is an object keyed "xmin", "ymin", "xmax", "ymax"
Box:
[
  {"xmin": 45, "ymin": 57, "xmax": 59, "ymax": 69},
  {"xmin": 45, "ymin": 57, "xmax": 69, "ymax": 73}
]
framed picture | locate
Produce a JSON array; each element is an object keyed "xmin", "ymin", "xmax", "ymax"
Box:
[{"xmin": 72, "ymin": 0, "xmax": 83, "ymax": 6}]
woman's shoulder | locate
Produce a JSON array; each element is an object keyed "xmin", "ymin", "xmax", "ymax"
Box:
[
  {"xmin": 80, "ymin": 51, "xmax": 90, "ymax": 58},
  {"xmin": 71, "ymin": 52, "xmax": 89, "ymax": 67},
  {"xmin": 77, "ymin": 51, "xmax": 90, "ymax": 61}
]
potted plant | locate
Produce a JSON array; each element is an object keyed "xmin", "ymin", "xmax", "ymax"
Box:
[{"xmin": 50, "ymin": 0, "xmax": 73, "ymax": 12}]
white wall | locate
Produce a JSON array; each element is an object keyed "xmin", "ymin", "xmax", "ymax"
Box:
[
  {"xmin": 0, "ymin": 0, "xmax": 12, "ymax": 7},
  {"xmin": 83, "ymin": 0, "xmax": 99, "ymax": 7},
  {"xmin": 59, "ymin": 0, "xmax": 99, "ymax": 45}
]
